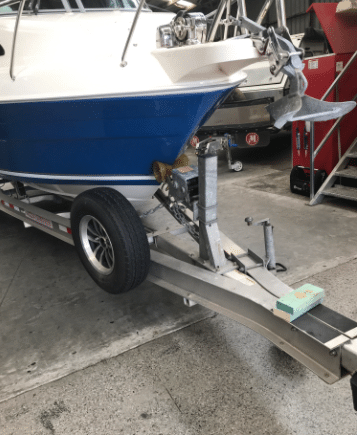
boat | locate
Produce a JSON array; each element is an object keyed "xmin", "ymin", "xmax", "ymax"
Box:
[
  {"xmin": 0, "ymin": 0, "xmax": 268, "ymax": 206},
  {"xmin": 4, "ymin": 4, "xmax": 357, "ymax": 407},
  {"xmin": 0, "ymin": 0, "xmax": 354, "ymax": 205},
  {"xmin": 0, "ymin": 0, "xmax": 354, "ymax": 293}
]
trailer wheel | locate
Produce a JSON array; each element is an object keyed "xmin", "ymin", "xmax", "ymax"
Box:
[
  {"xmin": 232, "ymin": 161, "xmax": 243, "ymax": 172},
  {"xmin": 71, "ymin": 188, "xmax": 150, "ymax": 294}
]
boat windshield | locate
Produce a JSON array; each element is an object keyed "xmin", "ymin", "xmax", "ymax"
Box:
[{"xmin": 0, "ymin": 0, "xmax": 150, "ymax": 13}]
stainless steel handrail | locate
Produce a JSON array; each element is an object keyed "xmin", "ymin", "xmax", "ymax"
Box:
[
  {"xmin": 10, "ymin": 0, "xmax": 25, "ymax": 81},
  {"xmin": 0, "ymin": 0, "xmax": 20, "ymax": 7},
  {"xmin": 237, "ymin": 0, "xmax": 248, "ymax": 35},
  {"xmin": 74, "ymin": 0, "xmax": 85, "ymax": 13},
  {"xmin": 309, "ymin": 122, "xmax": 315, "ymax": 199},
  {"xmin": 120, "ymin": 0, "xmax": 146, "ymax": 67},
  {"xmin": 207, "ymin": 0, "xmax": 227, "ymax": 42},
  {"xmin": 223, "ymin": 0, "xmax": 231, "ymax": 40},
  {"xmin": 275, "ymin": 0, "xmax": 287, "ymax": 28},
  {"xmin": 209, "ymin": 0, "xmax": 287, "ymax": 41},
  {"xmin": 208, "ymin": 0, "xmax": 250, "ymax": 41},
  {"xmin": 256, "ymin": 0, "xmax": 274, "ymax": 25},
  {"xmin": 7, "ymin": 0, "xmax": 72, "ymax": 80},
  {"xmin": 61, "ymin": 0, "xmax": 71, "ymax": 12},
  {"xmin": 206, "ymin": 0, "xmax": 236, "ymax": 19},
  {"xmin": 313, "ymin": 92, "xmax": 357, "ymax": 158}
]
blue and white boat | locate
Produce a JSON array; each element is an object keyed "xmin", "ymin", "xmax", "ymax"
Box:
[
  {"xmin": 0, "ymin": 0, "xmax": 355, "ymax": 294},
  {"xmin": 0, "ymin": 0, "xmax": 265, "ymax": 206}
]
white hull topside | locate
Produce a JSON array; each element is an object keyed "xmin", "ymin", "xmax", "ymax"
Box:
[{"xmin": 0, "ymin": 10, "xmax": 263, "ymax": 103}]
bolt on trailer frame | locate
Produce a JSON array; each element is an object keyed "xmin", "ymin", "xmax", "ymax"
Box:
[{"xmin": 1, "ymin": 0, "xmax": 357, "ymax": 409}]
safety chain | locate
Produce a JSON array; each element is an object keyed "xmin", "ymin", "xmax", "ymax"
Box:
[
  {"xmin": 170, "ymin": 202, "xmax": 199, "ymax": 241},
  {"xmin": 139, "ymin": 202, "xmax": 164, "ymax": 219}
]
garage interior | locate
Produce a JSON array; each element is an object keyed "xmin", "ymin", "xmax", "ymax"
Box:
[{"xmin": 1, "ymin": 1, "xmax": 357, "ymax": 434}]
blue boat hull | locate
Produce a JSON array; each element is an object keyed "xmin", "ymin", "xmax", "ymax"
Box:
[{"xmin": 0, "ymin": 88, "xmax": 234, "ymax": 187}]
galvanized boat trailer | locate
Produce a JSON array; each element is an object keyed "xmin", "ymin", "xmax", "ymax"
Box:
[
  {"xmin": 1, "ymin": 0, "xmax": 357, "ymax": 411},
  {"xmin": 2, "ymin": 135, "xmax": 357, "ymax": 410}
]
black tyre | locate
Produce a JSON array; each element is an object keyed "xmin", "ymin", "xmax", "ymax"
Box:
[{"xmin": 71, "ymin": 188, "xmax": 150, "ymax": 294}]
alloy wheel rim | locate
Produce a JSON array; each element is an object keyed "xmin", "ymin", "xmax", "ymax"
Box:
[{"xmin": 79, "ymin": 215, "xmax": 115, "ymax": 275}]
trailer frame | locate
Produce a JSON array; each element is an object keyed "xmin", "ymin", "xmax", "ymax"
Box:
[{"xmin": 2, "ymin": 138, "xmax": 357, "ymax": 396}]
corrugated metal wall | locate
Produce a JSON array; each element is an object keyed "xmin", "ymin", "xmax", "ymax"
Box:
[
  {"xmin": 265, "ymin": 0, "xmax": 342, "ymax": 34},
  {"xmin": 285, "ymin": 0, "xmax": 312, "ymax": 35}
]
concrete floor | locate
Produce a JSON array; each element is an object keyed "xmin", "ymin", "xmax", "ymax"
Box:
[{"xmin": 1, "ymin": 134, "xmax": 357, "ymax": 434}]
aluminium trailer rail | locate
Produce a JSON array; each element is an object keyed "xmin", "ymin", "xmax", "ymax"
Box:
[{"xmin": 2, "ymin": 140, "xmax": 357, "ymax": 408}]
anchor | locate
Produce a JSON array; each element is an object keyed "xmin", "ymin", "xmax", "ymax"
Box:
[{"xmin": 238, "ymin": 16, "xmax": 356, "ymax": 129}]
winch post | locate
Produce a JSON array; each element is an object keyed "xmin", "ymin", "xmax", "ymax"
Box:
[{"xmin": 197, "ymin": 141, "xmax": 227, "ymax": 270}]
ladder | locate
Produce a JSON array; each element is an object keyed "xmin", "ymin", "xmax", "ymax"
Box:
[
  {"xmin": 310, "ymin": 136, "xmax": 357, "ymax": 205},
  {"xmin": 308, "ymin": 50, "xmax": 357, "ymax": 202}
]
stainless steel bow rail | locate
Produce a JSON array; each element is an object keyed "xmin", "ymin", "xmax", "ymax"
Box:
[{"xmin": 3, "ymin": 136, "xmax": 357, "ymax": 409}]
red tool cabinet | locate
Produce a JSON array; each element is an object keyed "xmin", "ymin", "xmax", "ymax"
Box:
[{"xmin": 292, "ymin": 3, "xmax": 357, "ymax": 175}]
